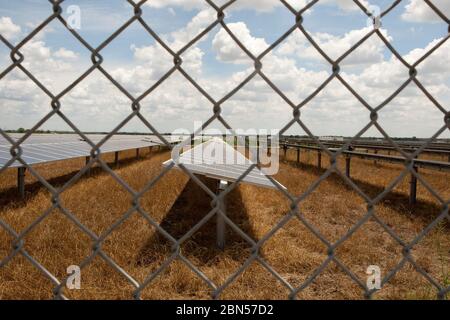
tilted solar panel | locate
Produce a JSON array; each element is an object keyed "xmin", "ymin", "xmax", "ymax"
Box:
[
  {"xmin": 0, "ymin": 136, "xmax": 160, "ymax": 168},
  {"xmin": 163, "ymin": 138, "xmax": 285, "ymax": 190}
]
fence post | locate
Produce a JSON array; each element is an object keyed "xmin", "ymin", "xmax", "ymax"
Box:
[
  {"xmin": 409, "ymin": 165, "xmax": 418, "ymax": 205},
  {"xmin": 296, "ymin": 147, "xmax": 300, "ymax": 163},
  {"xmin": 17, "ymin": 167, "xmax": 26, "ymax": 198}
]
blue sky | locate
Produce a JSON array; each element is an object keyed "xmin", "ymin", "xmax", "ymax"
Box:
[{"xmin": 0, "ymin": 0, "xmax": 449, "ymax": 138}]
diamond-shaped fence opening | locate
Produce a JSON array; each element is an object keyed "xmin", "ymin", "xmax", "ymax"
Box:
[{"xmin": 0, "ymin": 0, "xmax": 449, "ymax": 300}]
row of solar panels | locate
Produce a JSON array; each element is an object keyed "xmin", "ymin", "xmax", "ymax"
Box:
[
  {"xmin": 0, "ymin": 134, "xmax": 187, "ymax": 168},
  {"xmin": 0, "ymin": 134, "xmax": 186, "ymax": 145}
]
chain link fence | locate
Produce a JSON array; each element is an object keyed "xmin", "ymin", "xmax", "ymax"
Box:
[{"xmin": 0, "ymin": 0, "xmax": 449, "ymax": 300}]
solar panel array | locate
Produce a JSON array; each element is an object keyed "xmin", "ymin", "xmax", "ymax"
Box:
[
  {"xmin": 0, "ymin": 134, "xmax": 165, "ymax": 168},
  {"xmin": 163, "ymin": 138, "xmax": 285, "ymax": 190}
]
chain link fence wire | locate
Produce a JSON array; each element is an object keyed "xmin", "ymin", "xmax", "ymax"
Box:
[{"xmin": 0, "ymin": 0, "xmax": 449, "ymax": 300}]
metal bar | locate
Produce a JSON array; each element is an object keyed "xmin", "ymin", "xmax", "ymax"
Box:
[
  {"xmin": 217, "ymin": 180, "xmax": 228, "ymax": 250},
  {"xmin": 136, "ymin": 148, "xmax": 140, "ymax": 159},
  {"xmin": 410, "ymin": 166, "xmax": 418, "ymax": 205},
  {"xmin": 18, "ymin": 167, "xmax": 26, "ymax": 198},
  {"xmin": 114, "ymin": 151, "xmax": 119, "ymax": 166},
  {"xmin": 317, "ymin": 151, "xmax": 322, "ymax": 170},
  {"xmin": 346, "ymin": 156, "xmax": 351, "ymax": 178},
  {"xmin": 296, "ymin": 147, "xmax": 300, "ymax": 163},
  {"xmin": 85, "ymin": 156, "xmax": 91, "ymax": 174},
  {"xmin": 281, "ymin": 143, "xmax": 450, "ymax": 172}
]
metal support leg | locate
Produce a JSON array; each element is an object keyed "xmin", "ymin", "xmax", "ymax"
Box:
[
  {"xmin": 85, "ymin": 156, "xmax": 91, "ymax": 174},
  {"xmin": 114, "ymin": 152, "xmax": 119, "ymax": 166},
  {"xmin": 18, "ymin": 167, "xmax": 26, "ymax": 198},
  {"xmin": 409, "ymin": 166, "xmax": 418, "ymax": 205},
  {"xmin": 296, "ymin": 148, "xmax": 300, "ymax": 163},
  {"xmin": 318, "ymin": 151, "xmax": 322, "ymax": 169},
  {"xmin": 345, "ymin": 156, "xmax": 351, "ymax": 178},
  {"xmin": 136, "ymin": 148, "xmax": 140, "ymax": 159},
  {"xmin": 217, "ymin": 180, "xmax": 228, "ymax": 250}
]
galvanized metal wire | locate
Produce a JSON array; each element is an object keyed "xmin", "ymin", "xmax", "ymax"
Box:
[{"xmin": 0, "ymin": 0, "xmax": 449, "ymax": 300}]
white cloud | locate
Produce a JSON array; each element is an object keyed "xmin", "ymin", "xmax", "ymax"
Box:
[
  {"xmin": 53, "ymin": 48, "xmax": 79, "ymax": 60},
  {"xmin": 320, "ymin": 0, "xmax": 370, "ymax": 12},
  {"xmin": 145, "ymin": 0, "xmax": 362, "ymax": 13},
  {"xmin": 166, "ymin": 8, "xmax": 216, "ymax": 51},
  {"xmin": 212, "ymin": 22, "xmax": 269, "ymax": 63},
  {"xmin": 402, "ymin": 0, "xmax": 450, "ymax": 23},
  {"xmin": 0, "ymin": 16, "xmax": 21, "ymax": 40},
  {"xmin": 145, "ymin": 0, "xmax": 288, "ymax": 12},
  {"xmin": 277, "ymin": 27, "xmax": 391, "ymax": 65},
  {"xmin": 0, "ymin": 14, "xmax": 448, "ymax": 137}
]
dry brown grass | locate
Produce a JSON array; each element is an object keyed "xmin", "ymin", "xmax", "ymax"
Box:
[{"xmin": 0, "ymin": 147, "xmax": 448, "ymax": 300}]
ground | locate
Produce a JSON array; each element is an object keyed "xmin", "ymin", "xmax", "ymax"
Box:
[{"xmin": 0, "ymin": 146, "xmax": 448, "ymax": 299}]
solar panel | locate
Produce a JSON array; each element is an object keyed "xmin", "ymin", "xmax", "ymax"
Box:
[
  {"xmin": 0, "ymin": 133, "xmax": 186, "ymax": 145},
  {"xmin": 0, "ymin": 135, "xmax": 160, "ymax": 168},
  {"xmin": 163, "ymin": 138, "xmax": 285, "ymax": 190}
]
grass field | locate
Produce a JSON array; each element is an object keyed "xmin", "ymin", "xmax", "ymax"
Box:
[{"xmin": 0, "ymin": 146, "xmax": 449, "ymax": 299}]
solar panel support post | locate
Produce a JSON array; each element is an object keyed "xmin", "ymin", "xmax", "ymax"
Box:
[
  {"xmin": 85, "ymin": 157, "xmax": 91, "ymax": 174},
  {"xmin": 115, "ymin": 151, "xmax": 119, "ymax": 166},
  {"xmin": 17, "ymin": 167, "xmax": 26, "ymax": 198},
  {"xmin": 257, "ymin": 135, "xmax": 260, "ymax": 155},
  {"xmin": 317, "ymin": 151, "xmax": 322, "ymax": 170},
  {"xmin": 296, "ymin": 147, "xmax": 300, "ymax": 163},
  {"xmin": 345, "ymin": 156, "xmax": 351, "ymax": 178},
  {"xmin": 409, "ymin": 165, "xmax": 418, "ymax": 206},
  {"xmin": 217, "ymin": 180, "xmax": 228, "ymax": 250}
]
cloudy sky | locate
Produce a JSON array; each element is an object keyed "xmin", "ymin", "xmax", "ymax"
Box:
[{"xmin": 0, "ymin": 0, "xmax": 449, "ymax": 138}]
